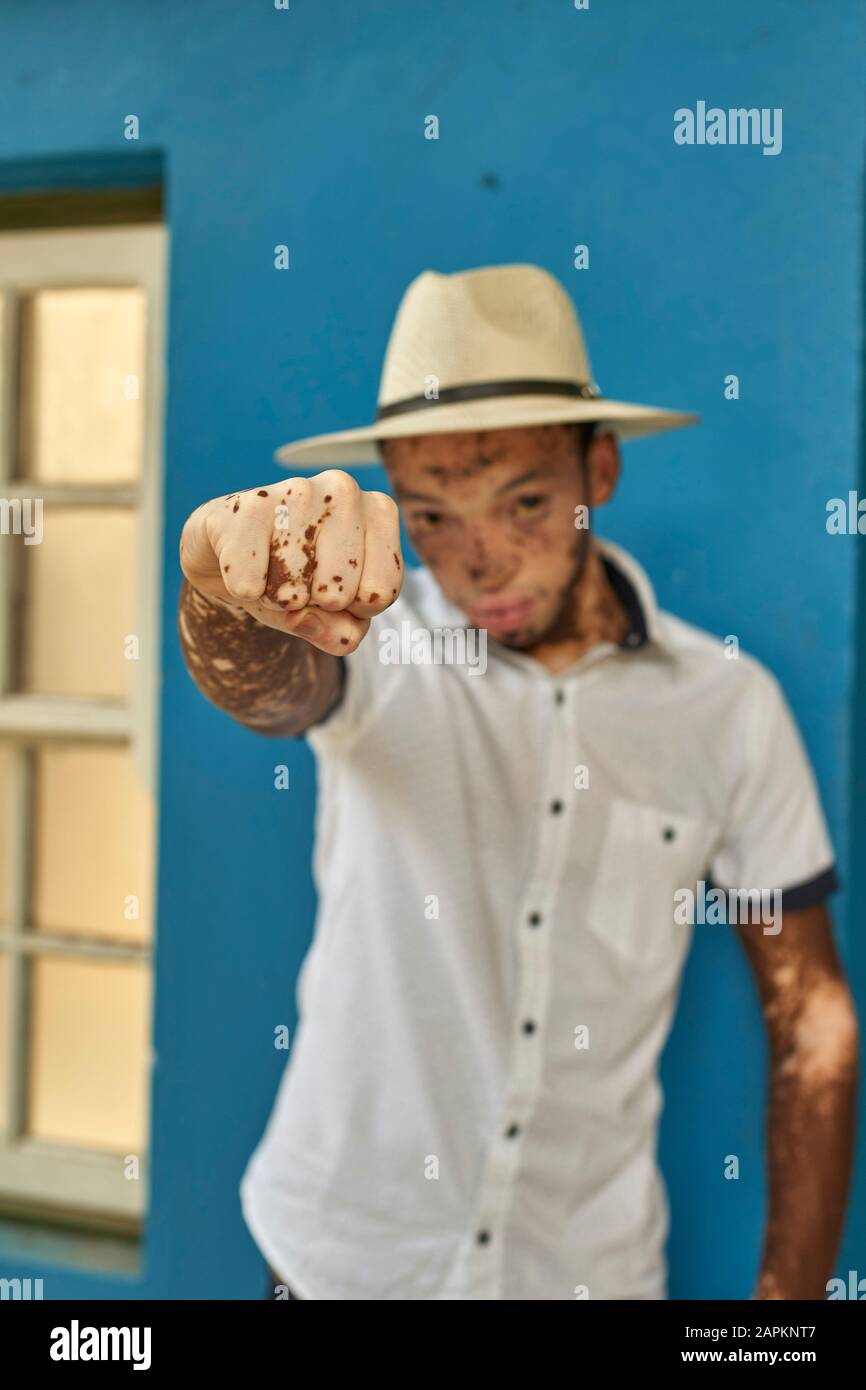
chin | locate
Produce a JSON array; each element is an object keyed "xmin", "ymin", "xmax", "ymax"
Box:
[{"xmin": 497, "ymin": 623, "xmax": 544, "ymax": 650}]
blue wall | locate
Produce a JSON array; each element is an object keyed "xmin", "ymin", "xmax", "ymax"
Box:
[{"xmin": 0, "ymin": 0, "xmax": 863, "ymax": 1298}]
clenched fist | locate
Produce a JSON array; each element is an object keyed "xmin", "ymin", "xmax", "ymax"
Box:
[{"xmin": 179, "ymin": 470, "xmax": 403, "ymax": 654}]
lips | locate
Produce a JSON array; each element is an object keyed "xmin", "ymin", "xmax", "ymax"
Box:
[{"xmin": 467, "ymin": 596, "xmax": 534, "ymax": 633}]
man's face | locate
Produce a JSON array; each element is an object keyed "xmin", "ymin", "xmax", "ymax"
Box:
[{"xmin": 381, "ymin": 423, "xmax": 619, "ymax": 647}]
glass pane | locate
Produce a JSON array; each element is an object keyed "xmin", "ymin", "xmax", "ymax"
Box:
[
  {"xmin": 18, "ymin": 286, "xmax": 146, "ymax": 484},
  {"xmin": 28, "ymin": 955, "xmax": 151, "ymax": 1153},
  {"xmin": 19, "ymin": 506, "xmax": 137, "ymax": 698},
  {"xmin": 0, "ymin": 743, "xmax": 13, "ymax": 925},
  {"xmin": 0, "ymin": 953, "xmax": 7, "ymax": 1129},
  {"xmin": 32, "ymin": 744, "xmax": 153, "ymax": 945}
]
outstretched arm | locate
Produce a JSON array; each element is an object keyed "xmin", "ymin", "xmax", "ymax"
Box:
[
  {"xmin": 178, "ymin": 578, "xmax": 344, "ymax": 737},
  {"xmin": 177, "ymin": 472, "xmax": 402, "ymax": 736}
]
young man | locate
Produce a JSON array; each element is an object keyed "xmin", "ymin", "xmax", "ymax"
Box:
[{"xmin": 178, "ymin": 264, "xmax": 858, "ymax": 1301}]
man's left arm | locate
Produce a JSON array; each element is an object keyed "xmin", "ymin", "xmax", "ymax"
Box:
[{"xmin": 735, "ymin": 902, "xmax": 859, "ymax": 1300}]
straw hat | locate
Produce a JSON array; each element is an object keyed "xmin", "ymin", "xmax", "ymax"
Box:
[{"xmin": 274, "ymin": 263, "xmax": 698, "ymax": 468}]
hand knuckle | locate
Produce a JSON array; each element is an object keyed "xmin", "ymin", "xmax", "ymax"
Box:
[
  {"xmin": 312, "ymin": 591, "xmax": 344, "ymax": 612},
  {"xmin": 287, "ymin": 476, "xmax": 311, "ymax": 502},
  {"xmin": 233, "ymin": 576, "xmax": 264, "ymax": 601},
  {"xmin": 366, "ymin": 489, "xmax": 397, "ymax": 517},
  {"xmin": 319, "ymin": 470, "xmax": 357, "ymax": 501}
]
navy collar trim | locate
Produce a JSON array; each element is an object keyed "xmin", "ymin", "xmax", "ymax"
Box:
[{"xmin": 600, "ymin": 555, "xmax": 650, "ymax": 651}]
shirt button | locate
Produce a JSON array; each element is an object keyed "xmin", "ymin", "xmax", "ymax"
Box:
[
  {"xmin": 662, "ymin": 826, "xmax": 676, "ymax": 842},
  {"xmin": 550, "ymin": 799, "xmax": 564, "ymax": 815},
  {"xmin": 554, "ymin": 688, "xmax": 565, "ymax": 705},
  {"xmin": 505, "ymin": 1123, "xmax": 521, "ymax": 1138},
  {"xmin": 522, "ymin": 1019, "xmax": 537, "ymax": 1035},
  {"xmin": 476, "ymin": 1229, "xmax": 491, "ymax": 1245},
  {"xmin": 527, "ymin": 911, "xmax": 542, "ymax": 927}
]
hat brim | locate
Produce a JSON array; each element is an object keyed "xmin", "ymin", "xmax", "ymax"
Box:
[{"xmin": 273, "ymin": 395, "xmax": 699, "ymax": 468}]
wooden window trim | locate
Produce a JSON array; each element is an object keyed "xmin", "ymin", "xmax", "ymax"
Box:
[{"xmin": 0, "ymin": 221, "xmax": 166, "ymax": 1226}]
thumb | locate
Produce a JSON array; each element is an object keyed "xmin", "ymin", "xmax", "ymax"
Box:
[{"xmin": 283, "ymin": 604, "xmax": 371, "ymax": 655}]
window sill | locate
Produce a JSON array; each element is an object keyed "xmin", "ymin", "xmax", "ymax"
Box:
[{"xmin": 0, "ymin": 1213, "xmax": 140, "ymax": 1281}]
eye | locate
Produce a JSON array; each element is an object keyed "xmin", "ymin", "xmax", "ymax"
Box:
[
  {"xmin": 412, "ymin": 510, "xmax": 445, "ymax": 527},
  {"xmin": 515, "ymin": 494, "xmax": 546, "ymax": 511}
]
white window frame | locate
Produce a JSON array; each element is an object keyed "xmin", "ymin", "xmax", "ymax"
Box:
[{"xmin": 0, "ymin": 223, "xmax": 166, "ymax": 1230}]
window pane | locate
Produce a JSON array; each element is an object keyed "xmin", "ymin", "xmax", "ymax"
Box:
[
  {"xmin": 0, "ymin": 952, "xmax": 7, "ymax": 1129},
  {"xmin": 19, "ymin": 506, "xmax": 137, "ymax": 698},
  {"xmin": 32, "ymin": 744, "xmax": 153, "ymax": 945},
  {"xmin": 0, "ymin": 743, "xmax": 13, "ymax": 926},
  {"xmin": 18, "ymin": 286, "xmax": 146, "ymax": 484},
  {"xmin": 28, "ymin": 955, "xmax": 151, "ymax": 1153}
]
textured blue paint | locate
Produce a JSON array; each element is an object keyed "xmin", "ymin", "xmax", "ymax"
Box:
[
  {"xmin": 0, "ymin": 148, "xmax": 163, "ymax": 192},
  {"xmin": 0, "ymin": 0, "xmax": 863, "ymax": 1299}
]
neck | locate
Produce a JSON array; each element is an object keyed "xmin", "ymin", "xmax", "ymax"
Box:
[{"xmin": 524, "ymin": 539, "xmax": 630, "ymax": 674}]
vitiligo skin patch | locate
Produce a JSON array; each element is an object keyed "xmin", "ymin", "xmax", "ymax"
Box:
[
  {"xmin": 177, "ymin": 473, "xmax": 403, "ymax": 731},
  {"xmin": 736, "ymin": 906, "xmax": 859, "ymax": 1300},
  {"xmin": 178, "ymin": 579, "xmax": 343, "ymax": 736},
  {"xmin": 178, "ymin": 428, "xmax": 858, "ymax": 1300},
  {"xmin": 382, "ymin": 425, "xmax": 631, "ymax": 670}
]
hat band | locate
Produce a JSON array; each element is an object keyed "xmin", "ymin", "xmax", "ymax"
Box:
[{"xmin": 376, "ymin": 377, "xmax": 601, "ymax": 420}]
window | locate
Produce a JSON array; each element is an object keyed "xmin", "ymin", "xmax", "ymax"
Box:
[{"xmin": 0, "ymin": 222, "xmax": 166, "ymax": 1233}]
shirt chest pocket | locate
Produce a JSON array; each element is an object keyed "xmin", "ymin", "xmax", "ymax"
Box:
[{"xmin": 585, "ymin": 796, "xmax": 716, "ymax": 970}]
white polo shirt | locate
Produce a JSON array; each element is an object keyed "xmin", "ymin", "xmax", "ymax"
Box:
[{"xmin": 239, "ymin": 537, "xmax": 838, "ymax": 1300}]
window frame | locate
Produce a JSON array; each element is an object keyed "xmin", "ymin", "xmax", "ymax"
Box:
[{"xmin": 0, "ymin": 222, "xmax": 166, "ymax": 1228}]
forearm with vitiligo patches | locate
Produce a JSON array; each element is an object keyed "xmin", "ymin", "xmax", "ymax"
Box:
[
  {"xmin": 755, "ymin": 973, "xmax": 858, "ymax": 1300},
  {"xmin": 177, "ymin": 579, "xmax": 342, "ymax": 736}
]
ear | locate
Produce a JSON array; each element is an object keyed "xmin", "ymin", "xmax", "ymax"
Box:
[{"xmin": 586, "ymin": 431, "xmax": 620, "ymax": 506}]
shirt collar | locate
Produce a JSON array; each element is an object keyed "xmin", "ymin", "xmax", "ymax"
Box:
[
  {"xmin": 414, "ymin": 536, "xmax": 676, "ymax": 661},
  {"xmin": 590, "ymin": 536, "xmax": 676, "ymax": 658}
]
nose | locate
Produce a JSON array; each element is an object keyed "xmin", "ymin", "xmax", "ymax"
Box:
[{"xmin": 463, "ymin": 530, "xmax": 517, "ymax": 590}]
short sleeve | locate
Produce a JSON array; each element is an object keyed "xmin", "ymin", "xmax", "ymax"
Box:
[{"xmin": 709, "ymin": 666, "xmax": 840, "ymax": 910}]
